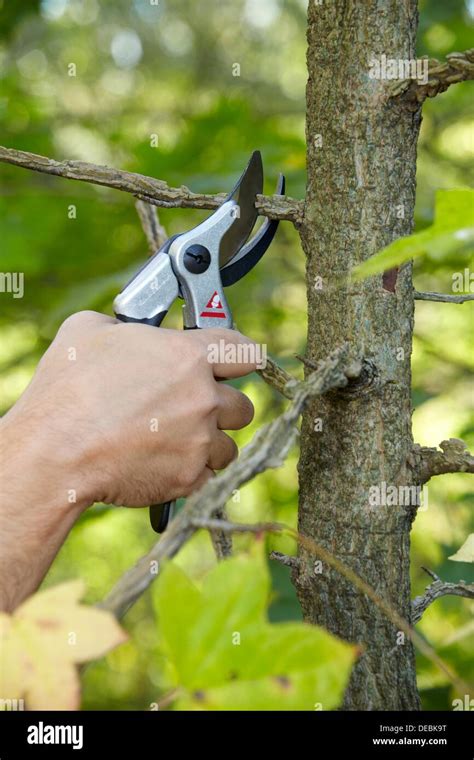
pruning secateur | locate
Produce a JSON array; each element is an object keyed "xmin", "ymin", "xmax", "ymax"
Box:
[{"xmin": 113, "ymin": 151, "xmax": 285, "ymax": 533}]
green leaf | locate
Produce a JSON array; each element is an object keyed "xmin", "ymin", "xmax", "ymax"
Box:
[
  {"xmin": 352, "ymin": 189, "xmax": 474, "ymax": 281},
  {"xmin": 153, "ymin": 562, "xmax": 202, "ymax": 685},
  {"xmin": 153, "ymin": 543, "xmax": 356, "ymax": 710}
]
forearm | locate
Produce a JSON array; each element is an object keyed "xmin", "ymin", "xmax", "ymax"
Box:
[{"xmin": 0, "ymin": 410, "xmax": 91, "ymax": 611}]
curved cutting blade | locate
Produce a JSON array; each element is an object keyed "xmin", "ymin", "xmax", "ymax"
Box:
[
  {"xmin": 218, "ymin": 150, "xmax": 263, "ymax": 267},
  {"xmin": 220, "ymin": 173, "xmax": 285, "ymax": 287}
]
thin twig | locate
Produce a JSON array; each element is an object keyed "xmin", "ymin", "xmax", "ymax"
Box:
[
  {"xmin": 421, "ymin": 566, "xmax": 440, "ymax": 583},
  {"xmin": 295, "ymin": 353, "xmax": 318, "ymax": 371},
  {"xmin": 208, "ymin": 507, "xmax": 233, "ymax": 560},
  {"xmin": 412, "ymin": 573, "xmax": 474, "ymax": 625},
  {"xmin": 0, "ymin": 145, "xmax": 304, "ymax": 224},
  {"xmin": 156, "ymin": 687, "xmax": 183, "ymax": 710},
  {"xmin": 191, "ymin": 517, "xmax": 280, "ymax": 534},
  {"xmin": 257, "ymin": 356, "xmax": 300, "ymax": 399},
  {"xmin": 135, "ymin": 200, "xmax": 168, "ymax": 254},
  {"xmin": 269, "ymin": 550, "xmax": 300, "ymax": 570},
  {"xmin": 414, "ymin": 291, "xmax": 474, "ymax": 304}
]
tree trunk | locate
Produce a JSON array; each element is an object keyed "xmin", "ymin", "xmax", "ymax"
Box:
[{"xmin": 294, "ymin": 1, "xmax": 422, "ymax": 710}]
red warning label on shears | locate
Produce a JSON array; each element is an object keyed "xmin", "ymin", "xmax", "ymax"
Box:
[{"xmin": 200, "ymin": 291, "xmax": 226, "ymax": 319}]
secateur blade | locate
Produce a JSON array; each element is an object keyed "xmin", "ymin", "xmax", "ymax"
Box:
[
  {"xmin": 218, "ymin": 150, "xmax": 263, "ymax": 268},
  {"xmin": 220, "ymin": 173, "xmax": 285, "ymax": 287}
]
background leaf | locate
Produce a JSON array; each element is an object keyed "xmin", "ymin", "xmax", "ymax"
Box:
[
  {"xmin": 352, "ymin": 188, "xmax": 474, "ymax": 280},
  {"xmin": 153, "ymin": 543, "xmax": 356, "ymax": 710},
  {"xmin": 0, "ymin": 581, "xmax": 127, "ymax": 709},
  {"xmin": 449, "ymin": 534, "xmax": 474, "ymax": 562}
]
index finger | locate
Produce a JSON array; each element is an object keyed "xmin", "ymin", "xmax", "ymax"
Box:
[{"xmin": 196, "ymin": 329, "xmax": 264, "ymax": 378}]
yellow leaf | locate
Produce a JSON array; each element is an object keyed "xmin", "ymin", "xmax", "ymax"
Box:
[
  {"xmin": 449, "ymin": 534, "xmax": 474, "ymax": 563},
  {"xmin": 0, "ymin": 614, "xmax": 23, "ymax": 698},
  {"xmin": 0, "ymin": 581, "xmax": 127, "ymax": 710},
  {"xmin": 18, "ymin": 580, "xmax": 86, "ymax": 616}
]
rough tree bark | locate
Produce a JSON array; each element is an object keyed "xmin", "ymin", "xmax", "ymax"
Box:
[{"xmin": 295, "ymin": 1, "xmax": 422, "ymax": 710}]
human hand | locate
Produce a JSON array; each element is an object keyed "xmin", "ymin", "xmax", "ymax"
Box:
[{"xmin": 4, "ymin": 311, "xmax": 257, "ymax": 510}]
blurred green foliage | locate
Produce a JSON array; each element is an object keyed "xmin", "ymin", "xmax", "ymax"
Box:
[{"xmin": 0, "ymin": 0, "xmax": 472, "ymax": 710}]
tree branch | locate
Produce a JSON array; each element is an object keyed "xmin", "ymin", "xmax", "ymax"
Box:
[
  {"xmin": 412, "ymin": 568, "xmax": 474, "ymax": 624},
  {"xmin": 0, "ymin": 145, "xmax": 304, "ymax": 224},
  {"xmin": 100, "ymin": 344, "xmax": 351, "ymax": 618},
  {"xmin": 257, "ymin": 356, "xmax": 300, "ymax": 399},
  {"xmin": 414, "ymin": 290, "xmax": 474, "ymax": 304},
  {"xmin": 191, "ymin": 517, "xmax": 283, "ymax": 534},
  {"xmin": 207, "ymin": 507, "xmax": 233, "ymax": 559},
  {"xmin": 390, "ymin": 48, "xmax": 474, "ymax": 107},
  {"xmin": 135, "ymin": 200, "xmax": 168, "ymax": 254},
  {"xmin": 269, "ymin": 550, "xmax": 301, "ymax": 570},
  {"xmin": 409, "ymin": 439, "xmax": 474, "ymax": 484}
]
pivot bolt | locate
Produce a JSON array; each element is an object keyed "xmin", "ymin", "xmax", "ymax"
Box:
[{"xmin": 183, "ymin": 244, "xmax": 211, "ymax": 274}]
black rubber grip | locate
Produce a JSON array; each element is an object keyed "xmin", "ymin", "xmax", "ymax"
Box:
[
  {"xmin": 116, "ymin": 311, "xmax": 168, "ymax": 327},
  {"xmin": 149, "ymin": 502, "xmax": 173, "ymax": 533}
]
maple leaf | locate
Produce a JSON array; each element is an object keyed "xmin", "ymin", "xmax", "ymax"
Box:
[{"xmin": 0, "ymin": 580, "xmax": 127, "ymax": 710}]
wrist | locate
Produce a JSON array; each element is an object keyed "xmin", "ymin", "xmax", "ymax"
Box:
[
  {"xmin": 0, "ymin": 406, "xmax": 96, "ymax": 610},
  {"xmin": 0, "ymin": 407, "xmax": 94, "ymax": 518}
]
